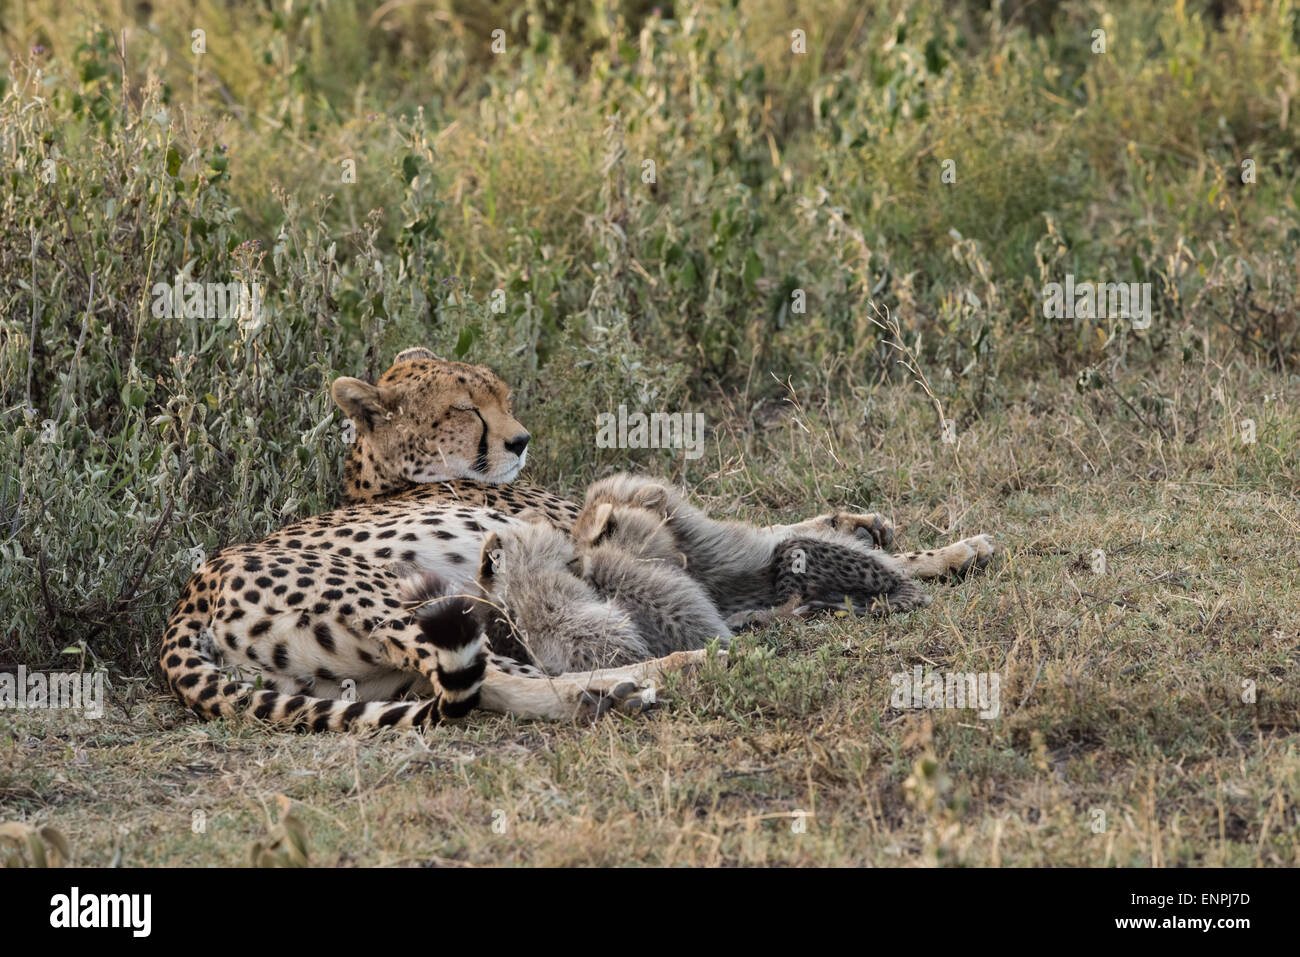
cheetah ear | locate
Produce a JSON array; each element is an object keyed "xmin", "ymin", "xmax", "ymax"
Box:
[
  {"xmin": 584, "ymin": 502, "xmax": 616, "ymax": 544},
  {"xmin": 515, "ymin": 507, "xmax": 548, "ymax": 526},
  {"xmin": 674, "ymin": 551, "xmax": 688, "ymax": 569},
  {"xmin": 631, "ymin": 485, "xmax": 670, "ymax": 515},
  {"xmin": 394, "ymin": 346, "xmax": 441, "ymax": 364},
  {"xmin": 478, "ymin": 532, "xmax": 503, "ymax": 581},
  {"xmin": 331, "ymin": 377, "xmax": 396, "ymax": 432}
]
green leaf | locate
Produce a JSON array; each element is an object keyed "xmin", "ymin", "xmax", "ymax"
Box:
[
  {"xmin": 165, "ymin": 147, "xmax": 181, "ymax": 178},
  {"xmin": 678, "ymin": 257, "xmax": 698, "ymax": 290},
  {"xmin": 924, "ymin": 38, "xmax": 948, "ymax": 74},
  {"xmin": 742, "ymin": 250, "xmax": 763, "ymax": 292},
  {"xmin": 402, "ymin": 154, "xmax": 419, "ymax": 185},
  {"xmin": 453, "ymin": 326, "xmax": 475, "ymax": 359}
]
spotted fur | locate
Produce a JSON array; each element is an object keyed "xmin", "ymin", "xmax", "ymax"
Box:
[{"xmin": 473, "ymin": 518, "xmax": 730, "ymax": 672}]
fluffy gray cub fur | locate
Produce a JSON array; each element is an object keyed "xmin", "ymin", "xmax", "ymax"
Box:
[
  {"xmin": 573, "ymin": 473, "xmax": 930, "ymax": 617},
  {"xmin": 579, "ymin": 540, "xmax": 731, "ymax": 656}
]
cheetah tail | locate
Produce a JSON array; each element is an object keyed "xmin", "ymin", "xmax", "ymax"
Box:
[
  {"xmin": 401, "ymin": 571, "xmax": 487, "ymax": 719},
  {"xmin": 158, "ymin": 571, "xmax": 442, "ymax": 732}
]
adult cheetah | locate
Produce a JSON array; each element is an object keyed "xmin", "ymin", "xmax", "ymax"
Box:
[{"xmin": 159, "ymin": 348, "xmax": 691, "ymax": 731}]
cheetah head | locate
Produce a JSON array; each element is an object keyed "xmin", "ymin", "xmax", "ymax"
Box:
[
  {"xmin": 474, "ymin": 519, "xmax": 592, "ymax": 663},
  {"xmin": 479, "ymin": 518, "xmax": 568, "ymax": 577},
  {"xmin": 571, "ymin": 500, "xmax": 687, "ymax": 568},
  {"xmin": 332, "ymin": 347, "xmax": 532, "ymax": 501}
]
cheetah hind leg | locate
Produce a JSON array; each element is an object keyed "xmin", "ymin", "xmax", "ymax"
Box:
[
  {"xmin": 771, "ymin": 537, "xmax": 932, "ymax": 618},
  {"xmin": 779, "ymin": 511, "xmax": 896, "ymax": 549},
  {"xmin": 830, "ymin": 511, "xmax": 895, "ymax": 549},
  {"xmin": 725, "ymin": 596, "xmax": 814, "ymax": 631},
  {"xmin": 791, "ymin": 579, "xmax": 931, "ymax": 617}
]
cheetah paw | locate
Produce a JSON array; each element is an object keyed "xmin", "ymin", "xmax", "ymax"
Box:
[
  {"xmin": 954, "ymin": 534, "xmax": 996, "ymax": 576},
  {"xmin": 577, "ymin": 680, "xmax": 657, "ymax": 721},
  {"xmin": 826, "ymin": 511, "xmax": 895, "ymax": 549}
]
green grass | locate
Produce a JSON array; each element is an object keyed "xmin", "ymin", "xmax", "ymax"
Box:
[{"xmin": 1, "ymin": 0, "xmax": 1299, "ymax": 865}]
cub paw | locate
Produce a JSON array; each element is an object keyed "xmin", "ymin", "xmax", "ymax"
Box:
[
  {"xmin": 825, "ymin": 511, "xmax": 895, "ymax": 549},
  {"xmin": 953, "ymin": 534, "xmax": 996, "ymax": 576}
]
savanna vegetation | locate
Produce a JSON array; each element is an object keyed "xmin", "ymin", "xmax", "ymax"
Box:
[{"xmin": 1, "ymin": 0, "xmax": 1297, "ymax": 866}]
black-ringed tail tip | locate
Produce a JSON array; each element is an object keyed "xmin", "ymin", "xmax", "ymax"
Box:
[{"xmin": 402, "ymin": 570, "xmax": 488, "ymax": 720}]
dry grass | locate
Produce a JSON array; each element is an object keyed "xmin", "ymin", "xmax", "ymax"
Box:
[{"xmin": 3, "ymin": 360, "xmax": 1297, "ymax": 867}]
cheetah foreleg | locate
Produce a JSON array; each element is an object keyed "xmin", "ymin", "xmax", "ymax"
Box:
[
  {"xmin": 896, "ymin": 534, "xmax": 996, "ymax": 579},
  {"xmin": 775, "ymin": 511, "xmax": 896, "ymax": 549},
  {"xmin": 477, "ymin": 648, "xmax": 720, "ymax": 721}
]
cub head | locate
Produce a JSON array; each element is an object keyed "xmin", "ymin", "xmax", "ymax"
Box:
[
  {"xmin": 570, "ymin": 501, "xmax": 687, "ymax": 568},
  {"xmin": 579, "ymin": 473, "xmax": 682, "ymax": 516},
  {"xmin": 474, "ymin": 520, "xmax": 589, "ymax": 666},
  {"xmin": 477, "ymin": 520, "xmax": 581, "ymax": 597},
  {"xmin": 332, "ymin": 347, "xmax": 531, "ymax": 501}
]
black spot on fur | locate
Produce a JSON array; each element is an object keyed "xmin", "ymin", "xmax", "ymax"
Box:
[
  {"xmin": 340, "ymin": 702, "xmax": 366, "ymax": 728},
  {"xmin": 411, "ymin": 701, "xmax": 439, "ymax": 726},
  {"xmin": 313, "ymin": 623, "xmax": 336, "ymax": 653}
]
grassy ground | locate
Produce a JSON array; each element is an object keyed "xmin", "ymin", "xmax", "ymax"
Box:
[{"xmin": 4, "ymin": 362, "xmax": 1297, "ymax": 866}]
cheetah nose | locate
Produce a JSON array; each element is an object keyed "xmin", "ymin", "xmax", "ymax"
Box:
[{"xmin": 505, "ymin": 433, "xmax": 530, "ymax": 457}]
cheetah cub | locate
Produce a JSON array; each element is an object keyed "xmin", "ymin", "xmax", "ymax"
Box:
[
  {"xmin": 474, "ymin": 516, "xmax": 728, "ymax": 676},
  {"xmin": 572, "ymin": 474, "xmax": 933, "ymax": 620},
  {"xmin": 573, "ymin": 503, "xmax": 731, "ymax": 654}
]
